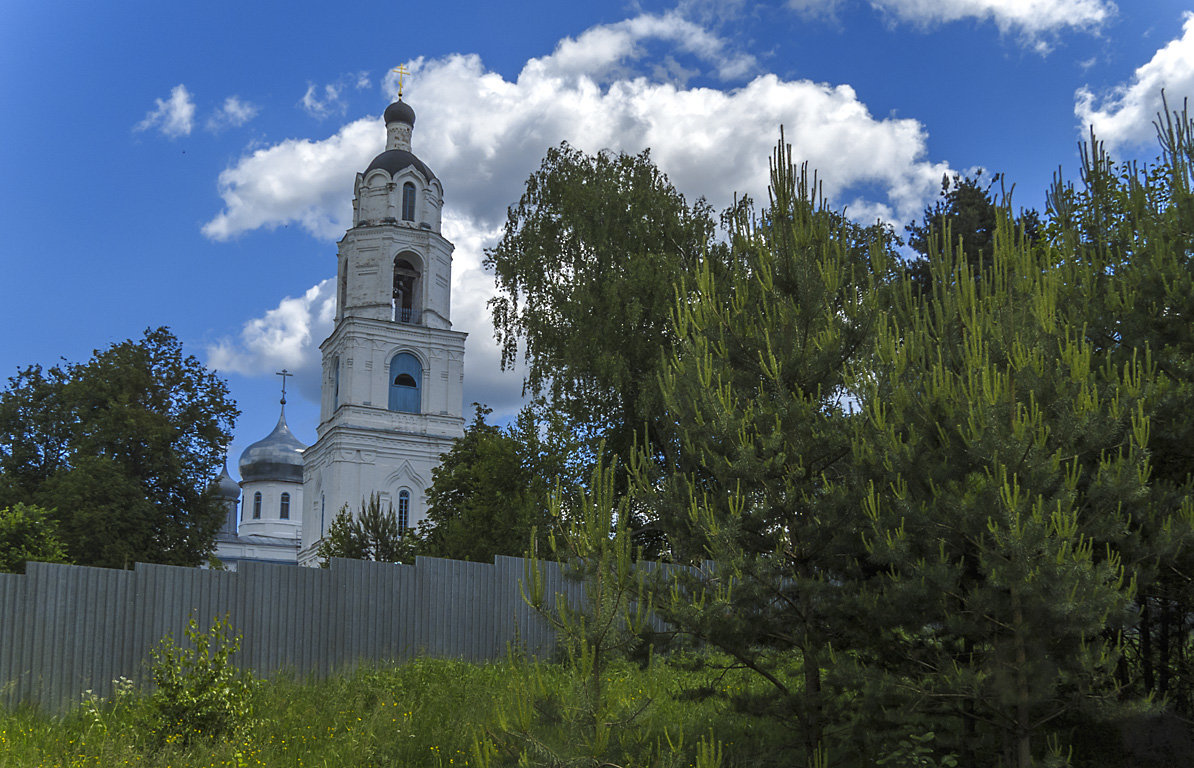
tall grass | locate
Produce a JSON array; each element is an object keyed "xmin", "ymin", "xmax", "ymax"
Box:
[{"xmin": 0, "ymin": 655, "xmax": 779, "ymax": 768}]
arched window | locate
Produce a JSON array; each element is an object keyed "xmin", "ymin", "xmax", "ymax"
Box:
[
  {"xmin": 332, "ymin": 356, "xmax": 340, "ymax": 410},
  {"xmin": 253, "ymin": 492, "xmax": 262, "ymax": 519},
  {"xmin": 392, "ymin": 256, "xmax": 419, "ymax": 323},
  {"xmin": 401, "ymin": 182, "xmax": 416, "ymax": 221},
  {"xmin": 397, "ymin": 489, "xmax": 410, "ymax": 532},
  {"xmin": 280, "ymin": 492, "xmax": 290, "ymax": 520},
  {"xmin": 388, "ymin": 353, "xmax": 421, "ymax": 412}
]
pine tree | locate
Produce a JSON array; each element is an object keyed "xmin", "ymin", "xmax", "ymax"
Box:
[
  {"xmin": 854, "ymin": 196, "xmax": 1146, "ymax": 767},
  {"xmin": 642, "ymin": 134, "xmax": 898, "ymax": 766}
]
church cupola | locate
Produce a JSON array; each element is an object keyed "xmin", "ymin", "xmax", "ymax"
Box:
[
  {"xmin": 236, "ymin": 372, "xmax": 305, "ymax": 540},
  {"xmin": 213, "ymin": 461, "xmax": 241, "ymax": 535},
  {"xmin": 383, "ymin": 99, "xmax": 416, "ymax": 151}
]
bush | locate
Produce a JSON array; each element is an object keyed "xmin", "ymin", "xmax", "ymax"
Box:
[{"xmin": 147, "ymin": 613, "xmax": 256, "ymax": 747}]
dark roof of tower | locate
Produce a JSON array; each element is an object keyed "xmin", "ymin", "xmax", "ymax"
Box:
[
  {"xmin": 363, "ymin": 149, "xmax": 437, "ymax": 182},
  {"xmin": 237, "ymin": 406, "xmax": 307, "ymax": 484},
  {"xmin": 384, "ymin": 99, "xmax": 416, "ymax": 126}
]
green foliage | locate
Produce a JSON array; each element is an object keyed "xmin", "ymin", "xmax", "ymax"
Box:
[
  {"xmin": 1043, "ymin": 96, "xmax": 1194, "ymax": 718},
  {"xmin": 855, "ymin": 183, "xmax": 1145, "ymax": 766},
  {"xmin": 642, "ymin": 134, "xmax": 897, "ymax": 766},
  {"xmin": 486, "ymin": 143, "xmax": 716, "ymax": 495},
  {"xmin": 147, "ymin": 614, "xmax": 255, "ymax": 747},
  {"xmin": 903, "ymin": 171, "xmax": 1041, "ymax": 295},
  {"xmin": 0, "ymin": 502, "xmax": 69, "ymax": 573},
  {"xmin": 0, "ymin": 327, "xmax": 238, "ymax": 568},
  {"xmin": 421, "ymin": 402, "xmax": 581, "ymax": 562},
  {"xmin": 875, "ymin": 732, "xmax": 958, "ymax": 768},
  {"xmin": 3, "ymin": 657, "xmax": 775, "ymax": 768},
  {"xmin": 316, "ymin": 492, "xmax": 417, "ymax": 565},
  {"xmin": 476, "ymin": 456, "xmax": 714, "ymax": 766},
  {"xmin": 640, "ymin": 113, "xmax": 1194, "ymax": 767}
]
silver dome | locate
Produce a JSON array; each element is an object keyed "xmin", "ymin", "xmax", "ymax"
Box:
[
  {"xmin": 238, "ymin": 406, "xmax": 307, "ymax": 484},
  {"xmin": 214, "ymin": 462, "xmax": 241, "ymax": 499}
]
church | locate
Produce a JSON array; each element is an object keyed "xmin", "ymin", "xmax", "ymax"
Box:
[{"xmin": 211, "ymin": 93, "xmax": 467, "ymax": 569}]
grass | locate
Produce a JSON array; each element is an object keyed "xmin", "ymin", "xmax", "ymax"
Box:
[{"xmin": 0, "ymin": 654, "xmax": 782, "ymax": 768}]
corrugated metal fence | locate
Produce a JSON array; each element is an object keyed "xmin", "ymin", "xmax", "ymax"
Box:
[{"xmin": 0, "ymin": 555, "xmax": 589, "ymax": 713}]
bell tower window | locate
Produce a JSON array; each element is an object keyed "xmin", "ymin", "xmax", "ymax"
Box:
[
  {"xmin": 332, "ymin": 356, "xmax": 340, "ymax": 410},
  {"xmin": 402, "ymin": 182, "xmax": 416, "ymax": 221},
  {"xmin": 253, "ymin": 492, "xmax": 262, "ymax": 519},
  {"xmin": 392, "ymin": 256, "xmax": 420, "ymax": 323},
  {"xmin": 388, "ymin": 353, "xmax": 421, "ymax": 412}
]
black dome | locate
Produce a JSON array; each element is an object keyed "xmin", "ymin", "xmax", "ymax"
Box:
[
  {"xmin": 384, "ymin": 99, "xmax": 416, "ymax": 126},
  {"xmin": 364, "ymin": 149, "xmax": 437, "ymax": 181}
]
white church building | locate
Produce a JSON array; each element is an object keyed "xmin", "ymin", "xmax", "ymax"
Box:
[{"xmin": 212, "ymin": 95, "xmax": 466, "ymax": 569}]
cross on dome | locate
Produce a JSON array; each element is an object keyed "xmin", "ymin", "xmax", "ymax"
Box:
[{"xmin": 276, "ymin": 369, "xmax": 292, "ymax": 405}]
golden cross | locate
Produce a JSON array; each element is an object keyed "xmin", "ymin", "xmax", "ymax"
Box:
[{"xmin": 391, "ymin": 64, "xmax": 411, "ymax": 98}]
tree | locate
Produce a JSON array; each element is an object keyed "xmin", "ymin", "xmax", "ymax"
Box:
[
  {"xmin": 486, "ymin": 143, "xmax": 716, "ymax": 474},
  {"xmin": 478, "ymin": 456, "xmax": 688, "ymax": 767},
  {"xmin": 420, "ymin": 403, "xmax": 580, "ymax": 562},
  {"xmin": 316, "ymin": 493, "xmax": 414, "ymax": 565},
  {"xmin": 904, "ymin": 171, "xmax": 1040, "ymax": 294},
  {"xmin": 0, "ymin": 327, "xmax": 238, "ymax": 568},
  {"xmin": 1043, "ymin": 99, "xmax": 1194, "ymax": 722},
  {"xmin": 645, "ymin": 130, "xmax": 1162, "ymax": 767},
  {"xmin": 855, "ymin": 207, "xmax": 1144, "ymax": 767},
  {"xmin": 641, "ymin": 137, "xmax": 898, "ymax": 766},
  {"xmin": 0, "ymin": 503, "xmax": 69, "ymax": 573}
]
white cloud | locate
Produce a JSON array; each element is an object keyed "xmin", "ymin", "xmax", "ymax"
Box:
[
  {"xmin": 300, "ymin": 82, "xmax": 346, "ymax": 119},
  {"xmin": 201, "ymin": 118, "xmax": 378, "ymax": 241},
  {"xmin": 206, "ymin": 96, "xmax": 259, "ymax": 132},
  {"xmin": 790, "ymin": 0, "xmax": 1114, "ymax": 47},
  {"xmin": 207, "ymin": 279, "xmax": 337, "ymax": 402},
  {"xmin": 1076, "ymin": 12, "xmax": 1194, "ymax": 150},
  {"xmin": 207, "ymin": 10, "xmax": 951, "ymax": 416},
  {"xmin": 135, "ymin": 84, "xmax": 195, "ymax": 138}
]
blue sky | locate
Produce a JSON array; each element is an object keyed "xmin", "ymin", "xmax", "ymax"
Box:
[{"xmin": 2, "ymin": 0, "xmax": 1191, "ymax": 476}]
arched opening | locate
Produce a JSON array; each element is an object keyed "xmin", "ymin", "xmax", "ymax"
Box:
[
  {"xmin": 253, "ymin": 492, "xmax": 262, "ymax": 519},
  {"xmin": 397, "ymin": 489, "xmax": 410, "ymax": 532},
  {"xmin": 388, "ymin": 353, "xmax": 421, "ymax": 412},
  {"xmin": 402, "ymin": 182, "xmax": 416, "ymax": 221},
  {"xmin": 332, "ymin": 356, "xmax": 340, "ymax": 410},
  {"xmin": 392, "ymin": 256, "xmax": 420, "ymax": 323},
  {"xmin": 280, "ymin": 492, "xmax": 291, "ymax": 520}
]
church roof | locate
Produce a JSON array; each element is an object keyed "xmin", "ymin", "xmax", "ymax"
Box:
[
  {"xmin": 214, "ymin": 462, "xmax": 240, "ymax": 500},
  {"xmin": 238, "ymin": 406, "xmax": 307, "ymax": 484},
  {"xmin": 364, "ymin": 149, "xmax": 437, "ymax": 182},
  {"xmin": 384, "ymin": 99, "xmax": 416, "ymax": 127}
]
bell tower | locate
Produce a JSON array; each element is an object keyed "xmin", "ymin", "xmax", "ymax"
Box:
[{"xmin": 300, "ymin": 94, "xmax": 466, "ymax": 565}]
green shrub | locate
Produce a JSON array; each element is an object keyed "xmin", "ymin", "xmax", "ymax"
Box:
[{"xmin": 147, "ymin": 613, "xmax": 256, "ymax": 747}]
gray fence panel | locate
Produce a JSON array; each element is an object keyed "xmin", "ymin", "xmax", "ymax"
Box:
[
  {"xmin": 0, "ymin": 553, "xmax": 670, "ymax": 713},
  {"xmin": 0, "ymin": 572, "xmax": 23, "ymax": 708}
]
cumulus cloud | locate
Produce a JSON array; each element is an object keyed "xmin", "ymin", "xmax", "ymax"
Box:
[
  {"xmin": 791, "ymin": 0, "xmax": 1114, "ymax": 48},
  {"xmin": 1075, "ymin": 12, "xmax": 1194, "ymax": 150},
  {"xmin": 206, "ymin": 96, "xmax": 259, "ymax": 132},
  {"xmin": 207, "ymin": 10, "xmax": 951, "ymax": 416},
  {"xmin": 135, "ymin": 84, "xmax": 195, "ymax": 138},
  {"xmin": 201, "ymin": 118, "xmax": 378, "ymax": 241},
  {"xmin": 207, "ymin": 279, "xmax": 337, "ymax": 402}
]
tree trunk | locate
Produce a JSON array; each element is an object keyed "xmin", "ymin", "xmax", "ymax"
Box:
[
  {"xmin": 803, "ymin": 645, "xmax": 823, "ymax": 768},
  {"xmin": 1141, "ymin": 595, "xmax": 1154, "ymax": 693},
  {"xmin": 1012, "ymin": 590, "xmax": 1034, "ymax": 768}
]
